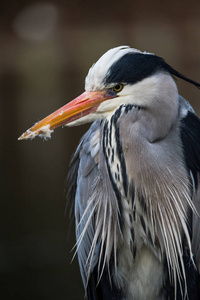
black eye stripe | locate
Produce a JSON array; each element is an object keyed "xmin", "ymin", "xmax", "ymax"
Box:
[
  {"xmin": 105, "ymin": 52, "xmax": 200, "ymax": 88},
  {"xmin": 105, "ymin": 53, "xmax": 164, "ymax": 85}
]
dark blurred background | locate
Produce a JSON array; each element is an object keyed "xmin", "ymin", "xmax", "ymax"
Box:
[{"xmin": 0, "ymin": 0, "xmax": 200, "ymax": 299}]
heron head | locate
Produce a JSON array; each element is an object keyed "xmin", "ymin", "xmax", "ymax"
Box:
[{"xmin": 18, "ymin": 46, "xmax": 200, "ymax": 140}]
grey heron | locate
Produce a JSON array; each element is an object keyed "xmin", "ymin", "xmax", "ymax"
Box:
[{"xmin": 19, "ymin": 46, "xmax": 200, "ymax": 300}]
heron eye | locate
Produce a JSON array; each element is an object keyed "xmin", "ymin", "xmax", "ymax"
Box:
[{"xmin": 112, "ymin": 84, "xmax": 124, "ymax": 93}]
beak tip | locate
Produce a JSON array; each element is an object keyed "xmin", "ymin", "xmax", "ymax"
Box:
[
  {"xmin": 18, "ymin": 125, "xmax": 54, "ymax": 141},
  {"xmin": 18, "ymin": 129, "xmax": 36, "ymax": 141}
]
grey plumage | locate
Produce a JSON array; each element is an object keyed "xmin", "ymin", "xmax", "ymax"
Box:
[
  {"xmin": 67, "ymin": 47, "xmax": 200, "ymax": 300},
  {"xmin": 69, "ymin": 97, "xmax": 199, "ymax": 299}
]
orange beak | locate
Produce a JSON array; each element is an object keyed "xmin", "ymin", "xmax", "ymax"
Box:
[{"xmin": 18, "ymin": 90, "xmax": 115, "ymax": 140}]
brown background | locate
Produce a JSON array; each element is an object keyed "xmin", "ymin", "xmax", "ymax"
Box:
[{"xmin": 1, "ymin": 0, "xmax": 200, "ymax": 299}]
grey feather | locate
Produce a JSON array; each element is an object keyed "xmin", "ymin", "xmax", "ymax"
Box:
[
  {"xmin": 72, "ymin": 120, "xmax": 122, "ymax": 288},
  {"xmin": 192, "ymin": 183, "xmax": 200, "ymax": 272}
]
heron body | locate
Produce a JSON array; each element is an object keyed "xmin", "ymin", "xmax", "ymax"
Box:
[{"xmin": 19, "ymin": 46, "xmax": 200, "ymax": 299}]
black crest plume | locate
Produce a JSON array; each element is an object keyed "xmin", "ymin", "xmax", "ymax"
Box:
[{"xmin": 105, "ymin": 52, "xmax": 200, "ymax": 89}]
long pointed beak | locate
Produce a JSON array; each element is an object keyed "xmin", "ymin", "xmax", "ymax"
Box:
[{"xmin": 18, "ymin": 90, "xmax": 114, "ymax": 140}]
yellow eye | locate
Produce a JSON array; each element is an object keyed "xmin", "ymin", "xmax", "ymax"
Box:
[{"xmin": 112, "ymin": 84, "xmax": 124, "ymax": 93}]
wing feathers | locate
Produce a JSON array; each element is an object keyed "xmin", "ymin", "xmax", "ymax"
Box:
[{"xmin": 180, "ymin": 106, "xmax": 200, "ymax": 276}]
